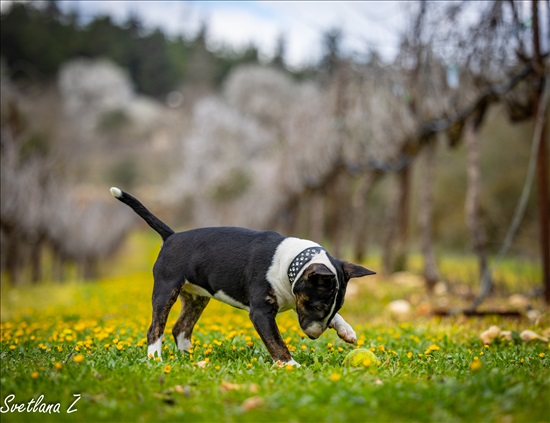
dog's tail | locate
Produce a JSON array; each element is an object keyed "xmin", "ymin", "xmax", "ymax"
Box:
[{"xmin": 110, "ymin": 187, "xmax": 174, "ymax": 241}]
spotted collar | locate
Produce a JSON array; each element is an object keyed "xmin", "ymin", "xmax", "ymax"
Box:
[{"xmin": 287, "ymin": 247, "xmax": 325, "ymax": 285}]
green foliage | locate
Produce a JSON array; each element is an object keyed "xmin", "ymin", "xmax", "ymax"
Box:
[
  {"xmin": 1, "ymin": 233, "xmax": 548, "ymax": 422},
  {"xmin": 210, "ymin": 169, "xmax": 252, "ymax": 203},
  {"xmin": 109, "ymin": 158, "xmax": 138, "ymax": 190},
  {"xmin": 96, "ymin": 109, "xmax": 130, "ymax": 134},
  {"xmin": 0, "ymin": 3, "xmax": 295, "ymax": 99}
]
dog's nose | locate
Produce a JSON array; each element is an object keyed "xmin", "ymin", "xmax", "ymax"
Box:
[{"xmin": 303, "ymin": 322, "xmax": 324, "ymax": 339}]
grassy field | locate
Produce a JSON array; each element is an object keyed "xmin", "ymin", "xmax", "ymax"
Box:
[{"xmin": 1, "ymin": 233, "xmax": 549, "ymax": 422}]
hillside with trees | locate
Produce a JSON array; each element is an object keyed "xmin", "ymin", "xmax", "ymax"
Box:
[{"xmin": 1, "ymin": 1, "xmax": 548, "ymax": 308}]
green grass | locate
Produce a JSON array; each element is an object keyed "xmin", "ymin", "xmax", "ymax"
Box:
[{"xmin": 1, "ymin": 232, "xmax": 549, "ymax": 422}]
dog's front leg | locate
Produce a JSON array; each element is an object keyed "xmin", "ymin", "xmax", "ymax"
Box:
[
  {"xmin": 249, "ymin": 304, "xmax": 300, "ymax": 367},
  {"xmin": 329, "ymin": 313, "xmax": 357, "ymax": 344}
]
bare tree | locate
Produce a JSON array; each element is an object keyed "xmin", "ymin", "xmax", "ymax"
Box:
[
  {"xmin": 418, "ymin": 138, "xmax": 440, "ymax": 291},
  {"xmin": 464, "ymin": 114, "xmax": 490, "ymax": 286}
]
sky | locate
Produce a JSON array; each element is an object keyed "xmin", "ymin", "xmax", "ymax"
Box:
[{"xmin": 54, "ymin": 1, "xmax": 412, "ymax": 68}]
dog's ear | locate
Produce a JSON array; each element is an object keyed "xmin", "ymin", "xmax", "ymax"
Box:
[
  {"xmin": 342, "ymin": 261, "xmax": 376, "ymax": 280},
  {"xmin": 302, "ymin": 263, "xmax": 334, "ymax": 280}
]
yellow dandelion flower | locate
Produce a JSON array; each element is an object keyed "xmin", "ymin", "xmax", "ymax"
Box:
[
  {"xmin": 215, "ymin": 365, "xmax": 221, "ymax": 371},
  {"xmin": 470, "ymin": 360, "xmax": 482, "ymax": 371},
  {"xmin": 539, "ymin": 353, "xmax": 545, "ymax": 358},
  {"xmin": 247, "ymin": 363, "xmax": 253, "ymax": 369},
  {"xmin": 9, "ymin": 345, "xmax": 16, "ymax": 351},
  {"xmin": 163, "ymin": 365, "xmax": 171, "ymax": 373},
  {"xmin": 362, "ymin": 359, "xmax": 372, "ymax": 367},
  {"xmin": 73, "ymin": 354, "xmax": 84, "ymax": 364},
  {"xmin": 520, "ymin": 358, "xmax": 525, "ymax": 364},
  {"xmin": 301, "ymin": 345, "xmax": 307, "ymax": 351},
  {"xmin": 31, "ymin": 371, "xmax": 39, "ymax": 379},
  {"xmin": 54, "ymin": 362, "xmax": 63, "ymax": 370},
  {"xmin": 407, "ymin": 352, "xmax": 413, "ymax": 359},
  {"xmin": 330, "ymin": 373, "xmax": 341, "ymax": 382},
  {"xmin": 116, "ymin": 344, "xmax": 124, "ymax": 351},
  {"xmin": 285, "ymin": 364, "xmax": 294, "ymax": 371}
]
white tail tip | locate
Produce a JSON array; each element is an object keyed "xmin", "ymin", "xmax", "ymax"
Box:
[{"xmin": 110, "ymin": 187, "xmax": 122, "ymax": 198}]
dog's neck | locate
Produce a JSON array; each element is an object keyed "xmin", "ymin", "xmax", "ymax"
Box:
[{"xmin": 287, "ymin": 247, "xmax": 326, "ymax": 285}]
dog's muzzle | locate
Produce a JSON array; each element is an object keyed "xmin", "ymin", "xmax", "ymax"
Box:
[{"xmin": 303, "ymin": 322, "xmax": 324, "ymax": 339}]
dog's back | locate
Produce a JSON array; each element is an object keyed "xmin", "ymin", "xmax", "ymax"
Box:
[{"xmin": 155, "ymin": 227, "xmax": 286, "ymax": 303}]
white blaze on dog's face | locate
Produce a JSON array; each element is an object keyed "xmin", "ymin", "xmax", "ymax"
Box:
[{"xmin": 292, "ymin": 259, "xmax": 375, "ymax": 339}]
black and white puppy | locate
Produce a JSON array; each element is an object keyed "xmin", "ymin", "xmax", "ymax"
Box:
[{"xmin": 110, "ymin": 187, "xmax": 375, "ymax": 366}]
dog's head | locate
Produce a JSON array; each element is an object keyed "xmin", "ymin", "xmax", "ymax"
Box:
[{"xmin": 292, "ymin": 256, "xmax": 375, "ymax": 339}]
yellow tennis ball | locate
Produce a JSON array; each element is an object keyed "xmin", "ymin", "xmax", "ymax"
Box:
[{"xmin": 343, "ymin": 348, "xmax": 379, "ymax": 367}]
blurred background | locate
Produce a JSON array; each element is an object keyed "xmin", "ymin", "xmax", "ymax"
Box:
[{"xmin": 0, "ymin": 1, "xmax": 548, "ymax": 308}]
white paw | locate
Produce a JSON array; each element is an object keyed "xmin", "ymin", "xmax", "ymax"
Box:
[
  {"xmin": 176, "ymin": 334, "xmax": 192, "ymax": 352},
  {"xmin": 147, "ymin": 337, "xmax": 163, "ymax": 360},
  {"xmin": 330, "ymin": 315, "xmax": 357, "ymax": 344},
  {"xmin": 336, "ymin": 324, "xmax": 357, "ymax": 344},
  {"xmin": 273, "ymin": 359, "xmax": 301, "ymax": 368}
]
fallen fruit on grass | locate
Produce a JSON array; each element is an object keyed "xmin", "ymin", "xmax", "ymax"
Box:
[
  {"xmin": 520, "ymin": 330, "xmax": 549, "ymax": 343},
  {"xmin": 343, "ymin": 348, "xmax": 379, "ymax": 367},
  {"xmin": 480, "ymin": 325, "xmax": 501, "ymax": 344}
]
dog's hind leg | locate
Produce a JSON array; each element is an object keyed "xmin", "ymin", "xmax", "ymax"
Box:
[
  {"xmin": 172, "ymin": 291, "xmax": 210, "ymax": 353},
  {"xmin": 147, "ymin": 282, "xmax": 180, "ymax": 360}
]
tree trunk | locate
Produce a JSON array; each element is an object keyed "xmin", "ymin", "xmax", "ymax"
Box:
[
  {"xmin": 532, "ymin": 0, "xmax": 550, "ymax": 304},
  {"xmin": 419, "ymin": 140, "xmax": 440, "ymax": 292},
  {"xmin": 309, "ymin": 190, "xmax": 326, "ymax": 243},
  {"xmin": 325, "ymin": 167, "xmax": 351, "ymax": 258},
  {"xmin": 30, "ymin": 237, "xmax": 44, "ymax": 283},
  {"xmin": 383, "ymin": 167, "xmax": 411, "ymax": 275},
  {"xmin": 82, "ymin": 256, "xmax": 99, "ymax": 281},
  {"xmin": 464, "ymin": 118, "xmax": 490, "ymax": 284},
  {"xmin": 382, "ymin": 191, "xmax": 398, "ymax": 276},
  {"xmin": 352, "ymin": 172, "xmax": 378, "ymax": 263},
  {"xmin": 535, "ymin": 83, "xmax": 549, "ymax": 304},
  {"xmin": 52, "ymin": 246, "xmax": 67, "ymax": 283},
  {"xmin": 394, "ymin": 165, "xmax": 411, "ymax": 272},
  {"xmin": 5, "ymin": 228, "xmax": 22, "ymax": 285}
]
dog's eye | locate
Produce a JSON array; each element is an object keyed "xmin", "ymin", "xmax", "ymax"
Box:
[{"xmin": 314, "ymin": 305, "xmax": 325, "ymax": 312}]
